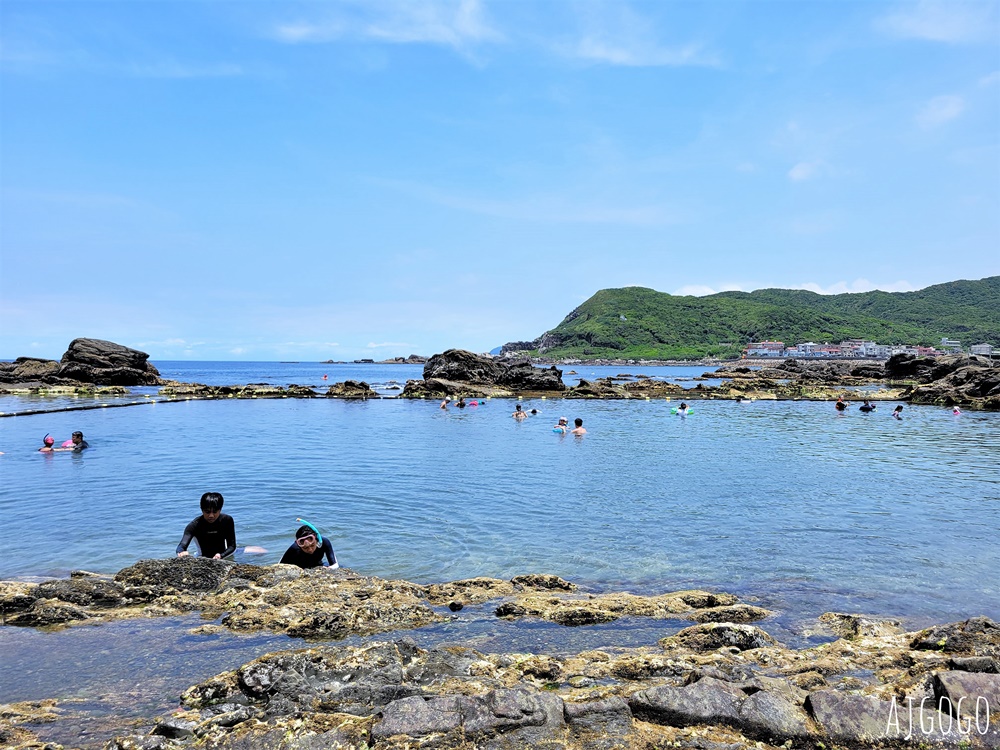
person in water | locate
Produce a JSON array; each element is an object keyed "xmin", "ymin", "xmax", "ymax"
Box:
[
  {"xmin": 570, "ymin": 417, "xmax": 587, "ymax": 435},
  {"xmin": 39, "ymin": 434, "xmax": 56, "ymax": 453},
  {"xmin": 893, "ymin": 404, "xmax": 904, "ymax": 420},
  {"xmin": 440, "ymin": 398, "xmax": 450, "ymax": 409},
  {"xmin": 455, "ymin": 397, "xmax": 467, "ymax": 408},
  {"xmin": 56, "ymin": 431, "xmax": 89, "ymax": 452},
  {"xmin": 553, "ymin": 416, "xmax": 569, "ymax": 433},
  {"xmin": 860, "ymin": 399, "xmax": 875, "ymax": 412},
  {"xmin": 280, "ymin": 525, "xmax": 339, "ymax": 569},
  {"xmin": 835, "ymin": 396, "xmax": 847, "ymax": 412},
  {"xmin": 512, "ymin": 404, "xmax": 527, "ymax": 420},
  {"xmin": 677, "ymin": 403, "xmax": 689, "ymax": 416},
  {"xmin": 176, "ymin": 492, "xmax": 236, "ymax": 559}
]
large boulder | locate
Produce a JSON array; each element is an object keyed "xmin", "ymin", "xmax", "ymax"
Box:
[
  {"xmin": 886, "ymin": 353, "xmax": 991, "ymax": 383},
  {"xmin": 58, "ymin": 338, "xmax": 162, "ymax": 385},
  {"xmin": 0, "ymin": 357, "xmax": 61, "ymax": 384},
  {"xmin": 406, "ymin": 349, "xmax": 565, "ymax": 396}
]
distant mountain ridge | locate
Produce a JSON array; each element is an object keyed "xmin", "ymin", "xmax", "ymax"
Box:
[{"xmin": 503, "ymin": 277, "xmax": 1000, "ymax": 360}]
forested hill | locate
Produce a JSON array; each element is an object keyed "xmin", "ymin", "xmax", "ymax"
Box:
[{"xmin": 505, "ymin": 277, "xmax": 1000, "ymax": 360}]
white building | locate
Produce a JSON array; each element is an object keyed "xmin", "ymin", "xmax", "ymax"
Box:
[
  {"xmin": 941, "ymin": 338, "xmax": 962, "ymax": 352},
  {"xmin": 745, "ymin": 341, "xmax": 785, "ymax": 357},
  {"xmin": 970, "ymin": 343, "xmax": 994, "ymax": 356}
]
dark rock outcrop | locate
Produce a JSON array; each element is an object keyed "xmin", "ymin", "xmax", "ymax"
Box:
[
  {"xmin": 0, "ymin": 338, "xmax": 162, "ymax": 386},
  {"xmin": 325, "ymin": 380, "xmax": 378, "ymax": 399},
  {"xmin": 911, "ymin": 616, "xmax": 1000, "ymax": 657},
  {"xmin": 402, "ymin": 349, "xmax": 565, "ymax": 397},
  {"xmin": 0, "ymin": 357, "xmax": 62, "ymax": 384},
  {"xmin": 59, "ymin": 338, "xmax": 162, "ymax": 385}
]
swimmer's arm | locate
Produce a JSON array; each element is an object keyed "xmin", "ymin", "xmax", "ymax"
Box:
[
  {"xmin": 176, "ymin": 518, "xmax": 201, "ymax": 556},
  {"xmin": 324, "ymin": 539, "xmax": 339, "ymax": 569},
  {"xmin": 220, "ymin": 517, "xmax": 237, "ymax": 559}
]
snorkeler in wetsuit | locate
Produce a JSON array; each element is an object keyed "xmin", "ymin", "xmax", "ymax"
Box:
[
  {"xmin": 176, "ymin": 492, "xmax": 236, "ymax": 559},
  {"xmin": 279, "ymin": 525, "xmax": 339, "ymax": 569}
]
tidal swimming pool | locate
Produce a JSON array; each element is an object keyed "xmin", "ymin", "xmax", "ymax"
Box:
[{"xmin": 2, "ymin": 394, "xmax": 997, "ymax": 628}]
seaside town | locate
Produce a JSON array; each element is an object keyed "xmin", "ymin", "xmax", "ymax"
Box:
[{"xmin": 743, "ymin": 337, "xmax": 996, "ymax": 359}]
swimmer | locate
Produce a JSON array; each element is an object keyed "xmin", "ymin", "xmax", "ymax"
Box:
[
  {"xmin": 835, "ymin": 396, "xmax": 847, "ymax": 413},
  {"xmin": 440, "ymin": 398, "xmax": 451, "ymax": 409},
  {"xmin": 859, "ymin": 399, "xmax": 875, "ymax": 413},
  {"xmin": 38, "ymin": 434, "xmax": 56, "ymax": 453},
  {"xmin": 529, "ymin": 408, "xmax": 538, "ymax": 415},
  {"xmin": 952, "ymin": 406, "xmax": 961, "ymax": 415},
  {"xmin": 570, "ymin": 417, "xmax": 587, "ymax": 435},
  {"xmin": 279, "ymin": 524, "xmax": 339, "ymax": 570},
  {"xmin": 55, "ymin": 431, "xmax": 89, "ymax": 452},
  {"xmin": 455, "ymin": 397, "xmax": 467, "ymax": 409},
  {"xmin": 176, "ymin": 492, "xmax": 236, "ymax": 560},
  {"xmin": 677, "ymin": 402, "xmax": 689, "ymax": 416},
  {"xmin": 893, "ymin": 404, "xmax": 903, "ymax": 420},
  {"xmin": 553, "ymin": 416, "xmax": 569, "ymax": 433},
  {"xmin": 512, "ymin": 404, "xmax": 527, "ymax": 420}
]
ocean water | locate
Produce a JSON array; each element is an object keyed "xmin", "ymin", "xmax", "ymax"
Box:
[{"xmin": 1, "ymin": 362, "xmax": 997, "ymax": 629}]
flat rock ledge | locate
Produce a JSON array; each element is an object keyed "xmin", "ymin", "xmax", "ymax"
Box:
[
  {"xmin": 0, "ymin": 560, "xmax": 766, "ymax": 637},
  {"xmin": 8, "ymin": 616, "xmax": 995, "ymax": 750},
  {"xmin": 2, "ymin": 561, "xmax": 1000, "ymax": 749}
]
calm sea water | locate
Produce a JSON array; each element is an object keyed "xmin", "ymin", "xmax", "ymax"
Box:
[{"xmin": 2, "ymin": 362, "xmax": 997, "ymax": 628}]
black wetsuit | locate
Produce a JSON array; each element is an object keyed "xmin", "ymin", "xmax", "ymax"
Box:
[
  {"xmin": 176, "ymin": 514, "xmax": 236, "ymax": 558},
  {"xmin": 279, "ymin": 538, "xmax": 338, "ymax": 569},
  {"xmin": 73, "ymin": 440, "xmax": 89, "ymax": 452}
]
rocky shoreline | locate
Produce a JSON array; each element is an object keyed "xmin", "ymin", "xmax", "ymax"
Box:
[
  {"xmin": 1, "ymin": 558, "xmax": 998, "ymax": 749},
  {"xmin": 3, "ymin": 340, "xmax": 999, "ymax": 411}
]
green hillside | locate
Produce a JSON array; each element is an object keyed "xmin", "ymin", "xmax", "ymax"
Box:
[{"xmin": 509, "ymin": 277, "xmax": 1000, "ymax": 360}]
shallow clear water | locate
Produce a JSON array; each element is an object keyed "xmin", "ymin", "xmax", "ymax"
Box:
[{"xmin": 2, "ymin": 363, "xmax": 997, "ymax": 628}]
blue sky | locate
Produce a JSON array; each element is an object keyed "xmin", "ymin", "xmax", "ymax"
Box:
[{"xmin": 2, "ymin": 1, "xmax": 998, "ymax": 361}]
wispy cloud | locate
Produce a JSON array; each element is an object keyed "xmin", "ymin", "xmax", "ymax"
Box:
[
  {"xmin": 673, "ymin": 284, "xmax": 744, "ymax": 297},
  {"xmin": 273, "ymin": 0, "xmax": 502, "ymax": 52},
  {"xmin": 572, "ymin": 37, "xmax": 717, "ymax": 67},
  {"xmin": 797, "ymin": 279, "xmax": 917, "ymax": 295},
  {"xmin": 916, "ymin": 95, "xmax": 965, "ymax": 128},
  {"xmin": 127, "ymin": 62, "xmax": 244, "ymax": 79},
  {"xmin": 876, "ymin": 1, "xmax": 998, "ymax": 43},
  {"xmin": 367, "ymin": 341, "xmax": 415, "ymax": 349},
  {"xmin": 979, "ymin": 70, "xmax": 1000, "ymax": 87},
  {"xmin": 559, "ymin": 4, "xmax": 719, "ymax": 68},
  {"xmin": 787, "ymin": 161, "xmax": 826, "ymax": 182},
  {"xmin": 374, "ymin": 178, "xmax": 676, "ymax": 226}
]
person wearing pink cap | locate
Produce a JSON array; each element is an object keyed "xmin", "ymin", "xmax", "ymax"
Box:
[{"xmin": 38, "ymin": 434, "xmax": 56, "ymax": 453}]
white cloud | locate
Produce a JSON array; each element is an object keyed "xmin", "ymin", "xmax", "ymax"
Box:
[
  {"xmin": 374, "ymin": 178, "xmax": 676, "ymax": 226},
  {"xmin": 229, "ymin": 347, "xmax": 248, "ymax": 356},
  {"xmin": 788, "ymin": 161, "xmax": 824, "ymax": 182},
  {"xmin": 876, "ymin": 1, "xmax": 997, "ymax": 43},
  {"xmin": 558, "ymin": 3, "xmax": 719, "ymax": 68},
  {"xmin": 573, "ymin": 36, "xmax": 717, "ymax": 67},
  {"xmin": 979, "ymin": 70, "xmax": 1000, "ymax": 87},
  {"xmin": 367, "ymin": 341, "xmax": 416, "ymax": 348},
  {"xmin": 673, "ymin": 284, "xmax": 744, "ymax": 297},
  {"xmin": 273, "ymin": 0, "xmax": 501, "ymax": 52},
  {"xmin": 797, "ymin": 279, "xmax": 917, "ymax": 295},
  {"xmin": 127, "ymin": 62, "xmax": 244, "ymax": 79},
  {"xmin": 916, "ymin": 95, "xmax": 965, "ymax": 128}
]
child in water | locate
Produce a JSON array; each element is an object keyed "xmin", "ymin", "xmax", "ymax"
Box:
[
  {"xmin": 280, "ymin": 524, "xmax": 339, "ymax": 569},
  {"xmin": 893, "ymin": 405, "xmax": 904, "ymax": 420},
  {"xmin": 176, "ymin": 492, "xmax": 236, "ymax": 560},
  {"xmin": 38, "ymin": 434, "xmax": 56, "ymax": 453}
]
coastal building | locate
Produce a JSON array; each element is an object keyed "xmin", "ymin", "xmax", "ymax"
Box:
[
  {"xmin": 745, "ymin": 341, "xmax": 785, "ymax": 357},
  {"xmin": 941, "ymin": 338, "xmax": 962, "ymax": 352},
  {"xmin": 970, "ymin": 343, "xmax": 994, "ymax": 356}
]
